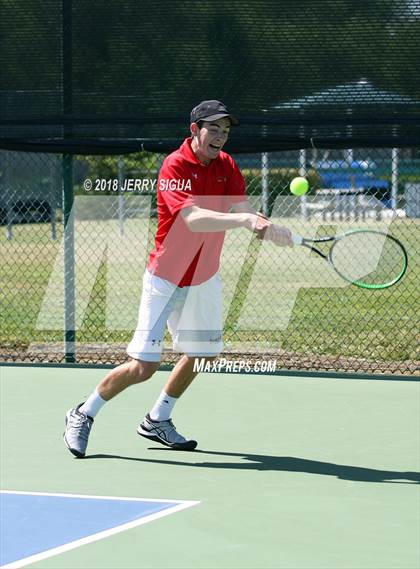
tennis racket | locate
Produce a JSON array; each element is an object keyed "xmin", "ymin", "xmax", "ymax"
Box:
[{"xmin": 292, "ymin": 229, "xmax": 408, "ymax": 289}]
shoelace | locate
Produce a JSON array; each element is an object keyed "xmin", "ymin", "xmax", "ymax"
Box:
[
  {"xmin": 149, "ymin": 418, "xmax": 185, "ymax": 443},
  {"xmin": 70, "ymin": 412, "xmax": 92, "ymax": 441}
]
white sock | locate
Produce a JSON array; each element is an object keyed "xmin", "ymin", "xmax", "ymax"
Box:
[
  {"xmin": 149, "ymin": 391, "xmax": 177, "ymax": 422},
  {"xmin": 80, "ymin": 388, "xmax": 106, "ymax": 418}
]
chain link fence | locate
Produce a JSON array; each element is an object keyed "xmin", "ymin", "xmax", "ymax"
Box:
[{"xmin": 1, "ymin": 148, "xmax": 419, "ymax": 374}]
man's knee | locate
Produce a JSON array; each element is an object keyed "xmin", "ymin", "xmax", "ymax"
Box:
[{"xmin": 128, "ymin": 359, "xmax": 159, "ymax": 383}]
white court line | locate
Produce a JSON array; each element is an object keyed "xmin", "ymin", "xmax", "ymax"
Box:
[
  {"xmin": 0, "ymin": 489, "xmax": 192, "ymax": 503},
  {"xmin": 0, "ymin": 490, "xmax": 200, "ymax": 569}
]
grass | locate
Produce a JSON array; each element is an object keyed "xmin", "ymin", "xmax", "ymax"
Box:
[{"xmin": 0, "ymin": 215, "xmax": 419, "ymax": 372}]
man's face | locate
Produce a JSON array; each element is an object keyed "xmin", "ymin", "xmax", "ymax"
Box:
[{"xmin": 190, "ymin": 117, "xmax": 231, "ymax": 163}]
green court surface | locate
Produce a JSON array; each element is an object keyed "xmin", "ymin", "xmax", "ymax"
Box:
[{"xmin": 1, "ymin": 365, "xmax": 419, "ymax": 569}]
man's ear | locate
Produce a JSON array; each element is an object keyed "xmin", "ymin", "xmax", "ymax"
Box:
[{"xmin": 190, "ymin": 122, "xmax": 199, "ymax": 137}]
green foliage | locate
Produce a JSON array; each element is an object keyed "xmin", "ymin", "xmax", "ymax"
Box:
[{"xmin": 81, "ymin": 152, "xmax": 159, "ymax": 181}]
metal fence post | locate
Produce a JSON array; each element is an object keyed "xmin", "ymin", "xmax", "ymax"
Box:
[
  {"xmin": 391, "ymin": 148, "xmax": 398, "ymax": 210},
  {"xmin": 118, "ymin": 156, "xmax": 125, "ymax": 236},
  {"xmin": 62, "ymin": 0, "xmax": 75, "ymax": 362},
  {"xmin": 261, "ymin": 152, "xmax": 269, "ymax": 216},
  {"xmin": 299, "ymin": 148, "xmax": 308, "ymax": 220},
  {"xmin": 62, "ymin": 154, "xmax": 75, "ymax": 363}
]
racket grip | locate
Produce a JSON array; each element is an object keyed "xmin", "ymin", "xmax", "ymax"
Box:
[
  {"xmin": 254, "ymin": 211, "xmax": 269, "ymax": 240},
  {"xmin": 292, "ymin": 234, "xmax": 303, "ymax": 246}
]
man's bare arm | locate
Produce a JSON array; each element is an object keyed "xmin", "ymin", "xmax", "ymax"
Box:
[
  {"xmin": 182, "ymin": 202, "xmax": 292, "ymax": 246},
  {"xmin": 180, "ymin": 205, "xmax": 268, "ymax": 234},
  {"xmin": 232, "ymin": 201, "xmax": 293, "ymax": 246}
]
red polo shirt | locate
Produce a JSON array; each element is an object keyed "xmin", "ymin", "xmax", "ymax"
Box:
[{"xmin": 147, "ymin": 137, "xmax": 246, "ymax": 286}]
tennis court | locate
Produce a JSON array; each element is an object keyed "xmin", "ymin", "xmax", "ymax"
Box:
[{"xmin": 1, "ymin": 365, "xmax": 419, "ymax": 569}]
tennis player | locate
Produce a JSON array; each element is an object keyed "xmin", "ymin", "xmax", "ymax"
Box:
[{"xmin": 64, "ymin": 100, "xmax": 292, "ymax": 457}]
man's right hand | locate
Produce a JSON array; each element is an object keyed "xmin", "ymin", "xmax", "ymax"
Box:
[
  {"xmin": 243, "ymin": 212, "xmax": 271, "ymax": 238},
  {"xmin": 243, "ymin": 213, "xmax": 292, "ymax": 246}
]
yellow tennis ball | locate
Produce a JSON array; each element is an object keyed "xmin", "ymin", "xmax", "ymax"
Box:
[{"xmin": 290, "ymin": 177, "xmax": 309, "ymax": 196}]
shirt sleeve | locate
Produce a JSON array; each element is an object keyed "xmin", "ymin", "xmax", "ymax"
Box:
[
  {"xmin": 227, "ymin": 158, "xmax": 246, "ymax": 203},
  {"xmin": 157, "ymin": 156, "xmax": 195, "ymax": 215}
]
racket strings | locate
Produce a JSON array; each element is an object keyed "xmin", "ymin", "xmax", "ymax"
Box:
[{"xmin": 330, "ymin": 232, "xmax": 406, "ymax": 287}]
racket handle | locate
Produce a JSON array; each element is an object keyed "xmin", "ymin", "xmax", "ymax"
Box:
[{"xmin": 292, "ymin": 234, "xmax": 303, "ymax": 246}]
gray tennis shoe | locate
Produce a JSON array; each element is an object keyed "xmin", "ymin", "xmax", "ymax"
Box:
[
  {"xmin": 137, "ymin": 414, "xmax": 197, "ymax": 450},
  {"xmin": 63, "ymin": 403, "xmax": 94, "ymax": 458}
]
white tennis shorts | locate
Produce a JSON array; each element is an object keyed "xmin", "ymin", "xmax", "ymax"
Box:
[{"xmin": 126, "ymin": 270, "xmax": 223, "ymax": 362}]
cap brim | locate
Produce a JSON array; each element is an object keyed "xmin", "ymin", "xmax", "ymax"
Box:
[{"xmin": 195, "ymin": 113, "xmax": 240, "ymax": 126}]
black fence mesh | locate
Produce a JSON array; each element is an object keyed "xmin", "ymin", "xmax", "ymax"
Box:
[
  {"xmin": 0, "ymin": 0, "xmax": 419, "ymax": 153},
  {"xmin": 0, "ymin": 1, "xmax": 419, "ymax": 374},
  {"xmin": 1, "ymin": 149, "xmax": 419, "ymax": 374}
]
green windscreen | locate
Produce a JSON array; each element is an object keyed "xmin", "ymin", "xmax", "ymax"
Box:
[{"xmin": 0, "ymin": 0, "xmax": 419, "ymax": 154}]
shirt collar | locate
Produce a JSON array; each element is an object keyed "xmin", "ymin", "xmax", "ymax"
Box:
[{"xmin": 179, "ymin": 137, "xmax": 219, "ymax": 166}]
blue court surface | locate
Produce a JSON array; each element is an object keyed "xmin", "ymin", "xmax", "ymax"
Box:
[{"xmin": 0, "ymin": 491, "xmax": 199, "ymax": 568}]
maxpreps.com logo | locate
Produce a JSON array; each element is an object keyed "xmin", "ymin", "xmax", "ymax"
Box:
[{"xmin": 159, "ymin": 179, "xmax": 192, "ymax": 191}]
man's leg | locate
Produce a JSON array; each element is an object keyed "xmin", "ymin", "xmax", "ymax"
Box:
[
  {"xmin": 96, "ymin": 358, "xmax": 160, "ymax": 401},
  {"xmin": 140, "ymin": 273, "xmax": 223, "ymax": 449},
  {"xmin": 164, "ymin": 354, "xmax": 215, "ymax": 397},
  {"xmin": 138, "ymin": 355, "xmax": 217, "ymax": 451},
  {"xmin": 148, "ymin": 355, "xmax": 215, "ymax": 421},
  {"xmin": 64, "ymin": 269, "xmax": 176, "ymax": 458},
  {"xmin": 64, "ymin": 359, "xmax": 159, "ymax": 458}
]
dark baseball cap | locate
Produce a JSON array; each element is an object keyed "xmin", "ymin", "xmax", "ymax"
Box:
[{"xmin": 190, "ymin": 100, "xmax": 239, "ymax": 126}]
